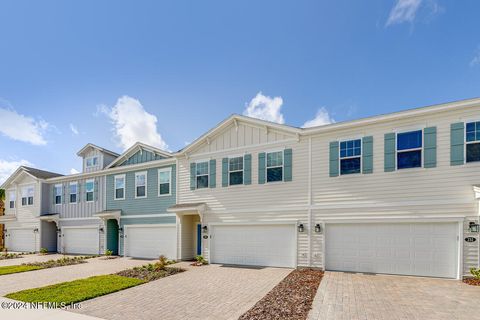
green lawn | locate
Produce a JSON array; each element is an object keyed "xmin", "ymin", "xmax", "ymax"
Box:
[
  {"xmin": 0, "ymin": 265, "xmax": 43, "ymax": 276},
  {"xmin": 6, "ymin": 275, "xmax": 145, "ymax": 305}
]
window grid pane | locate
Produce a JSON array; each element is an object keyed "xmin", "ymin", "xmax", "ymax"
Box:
[
  {"xmin": 466, "ymin": 122, "xmax": 480, "ymax": 143},
  {"xmin": 267, "ymin": 152, "xmax": 283, "ymax": 167},
  {"xmin": 196, "ymin": 162, "xmax": 209, "ymax": 175},
  {"xmin": 159, "ymin": 171, "xmax": 170, "ymax": 184},
  {"xmin": 397, "ymin": 130, "xmax": 422, "ymax": 150},
  {"xmin": 229, "ymin": 157, "xmax": 243, "ymax": 171},
  {"xmin": 340, "ymin": 139, "xmax": 361, "ymax": 159}
]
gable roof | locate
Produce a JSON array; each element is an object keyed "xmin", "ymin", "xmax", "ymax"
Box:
[
  {"xmin": 178, "ymin": 114, "xmax": 302, "ymax": 155},
  {"xmin": 1, "ymin": 166, "xmax": 63, "ymax": 189},
  {"xmin": 105, "ymin": 142, "xmax": 172, "ymax": 169},
  {"xmin": 76, "ymin": 143, "xmax": 120, "ymax": 157}
]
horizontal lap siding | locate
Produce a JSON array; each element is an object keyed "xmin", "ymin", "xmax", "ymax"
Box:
[
  {"xmin": 106, "ymin": 165, "xmax": 176, "ymax": 215},
  {"xmin": 46, "ymin": 176, "xmax": 106, "ymax": 219},
  {"xmin": 310, "ymin": 107, "xmax": 480, "ymax": 272}
]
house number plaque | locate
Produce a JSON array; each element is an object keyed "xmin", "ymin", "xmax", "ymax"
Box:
[{"xmin": 465, "ymin": 237, "xmax": 476, "ymax": 243}]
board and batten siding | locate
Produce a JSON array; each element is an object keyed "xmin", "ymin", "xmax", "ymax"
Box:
[
  {"xmin": 82, "ymin": 148, "xmax": 105, "ymax": 173},
  {"xmin": 106, "ymin": 164, "xmax": 176, "ymax": 215},
  {"xmin": 178, "ymin": 122, "xmax": 311, "ymax": 266},
  {"xmin": 310, "ymin": 106, "xmax": 480, "ymax": 274},
  {"xmin": 46, "ymin": 176, "xmax": 106, "ymax": 219},
  {"xmin": 119, "ymin": 150, "xmax": 165, "ymax": 166}
]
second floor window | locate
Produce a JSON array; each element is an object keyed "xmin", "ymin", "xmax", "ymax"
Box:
[
  {"xmin": 114, "ymin": 175, "xmax": 125, "ymax": 200},
  {"xmin": 9, "ymin": 190, "xmax": 15, "ymax": 209},
  {"xmin": 21, "ymin": 186, "xmax": 34, "ymax": 206},
  {"xmin": 85, "ymin": 179, "xmax": 94, "ymax": 202},
  {"xmin": 196, "ymin": 162, "xmax": 209, "ymax": 189},
  {"xmin": 466, "ymin": 121, "xmax": 480, "ymax": 163},
  {"xmin": 266, "ymin": 151, "xmax": 283, "ymax": 182},
  {"xmin": 54, "ymin": 184, "xmax": 62, "ymax": 204},
  {"xmin": 158, "ymin": 168, "xmax": 171, "ymax": 196},
  {"xmin": 70, "ymin": 182, "xmax": 77, "ymax": 203},
  {"xmin": 229, "ymin": 156, "xmax": 244, "ymax": 186},
  {"xmin": 340, "ymin": 139, "xmax": 361, "ymax": 175},
  {"xmin": 135, "ymin": 172, "xmax": 147, "ymax": 198},
  {"xmin": 397, "ymin": 130, "xmax": 422, "ymax": 169}
]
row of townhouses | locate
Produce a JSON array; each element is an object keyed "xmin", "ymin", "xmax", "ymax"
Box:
[{"xmin": 1, "ymin": 98, "xmax": 480, "ymax": 279}]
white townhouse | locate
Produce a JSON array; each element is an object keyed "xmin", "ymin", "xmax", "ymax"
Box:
[{"xmin": 170, "ymin": 98, "xmax": 480, "ymax": 279}]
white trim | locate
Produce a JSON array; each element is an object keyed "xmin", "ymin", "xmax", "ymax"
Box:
[
  {"xmin": 61, "ymin": 225, "xmax": 100, "ymax": 230},
  {"xmin": 69, "ymin": 181, "xmax": 78, "ymax": 204},
  {"xmin": 265, "ymin": 150, "xmax": 284, "ymax": 183},
  {"xmin": 134, "ymin": 171, "xmax": 147, "ymax": 199},
  {"xmin": 464, "ymin": 120, "xmax": 480, "ymax": 164},
  {"xmin": 395, "ymin": 128, "xmax": 424, "ymax": 170},
  {"xmin": 54, "ymin": 183, "xmax": 63, "ymax": 205},
  {"xmin": 195, "ymin": 160, "xmax": 210, "ymax": 189},
  {"xmin": 114, "ymin": 174, "xmax": 126, "ymax": 200},
  {"xmin": 85, "ymin": 156, "xmax": 99, "ymax": 168},
  {"xmin": 158, "ymin": 167, "xmax": 172, "ymax": 197},
  {"xmin": 59, "ymin": 217, "xmax": 101, "ymax": 221},
  {"xmin": 121, "ymin": 213, "xmax": 176, "ymax": 219},
  {"xmin": 338, "ymin": 138, "xmax": 362, "ymax": 176},
  {"xmin": 227, "ymin": 155, "xmax": 244, "ymax": 187}
]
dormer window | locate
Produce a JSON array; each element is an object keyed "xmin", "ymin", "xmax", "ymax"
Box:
[{"xmin": 86, "ymin": 156, "xmax": 99, "ymax": 168}]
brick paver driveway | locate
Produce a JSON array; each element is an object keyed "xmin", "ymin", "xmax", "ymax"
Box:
[
  {"xmin": 72, "ymin": 263, "xmax": 291, "ymax": 320},
  {"xmin": 0, "ymin": 257, "xmax": 155, "ymax": 296},
  {"xmin": 308, "ymin": 271, "xmax": 480, "ymax": 320}
]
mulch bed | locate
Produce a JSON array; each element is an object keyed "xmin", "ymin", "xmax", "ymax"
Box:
[
  {"xmin": 117, "ymin": 265, "xmax": 185, "ymax": 282},
  {"xmin": 239, "ymin": 269, "xmax": 323, "ymax": 320},
  {"xmin": 0, "ymin": 253, "xmax": 24, "ymax": 260},
  {"xmin": 463, "ymin": 278, "xmax": 480, "ymax": 286},
  {"xmin": 24, "ymin": 256, "xmax": 94, "ymax": 269}
]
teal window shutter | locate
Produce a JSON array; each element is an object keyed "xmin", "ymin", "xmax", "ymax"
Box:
[
  {"xmin": 384, "ymin": 133, "xmax": 396, "ymax": 172},
  {"xmin": 284, "ymin": 149, "xmax": 293, "ymax": 181},
  {"xmin": 329, "ymin": 141, "xmax": 339, "ymax": 177},
  {"xmin": 222, "ymin": 158, "xmax": 228, "ymax": 187},
  {"xmin": 258, "ymin": 152, "xmax": 266, "ymax": 184},
  {"xmin": 190, "ymin": 163, "xmax": 196, "ymax": 190},
  {"xmin": 244, "ymin": 154, "xmax": 252, "ymax": 185},
  {"xmin": 362, "ymin": 136, "xmax": 373, "ymax": 174},
  {"xmin": 450, "ymin": 122, "xmax": 465, "ymax": 166},
  {"xmin": 209, "ymin": 159, "xmax": 216, "ymax": 188},
  {"xmin": 424, "ymin": 127, "xmax": 437, "ymax": 168},
  {"xmin": 94, "ymin": 179, "xmax": 99, "ymax": 201}
]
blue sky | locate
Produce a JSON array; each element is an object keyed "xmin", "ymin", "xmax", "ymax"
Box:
[{"xmin": 0, "ymin": 0, "xmax": 479, "ymax": 182}]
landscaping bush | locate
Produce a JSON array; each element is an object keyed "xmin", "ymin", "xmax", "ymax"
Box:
[
  {"xmin": 40, "ymin": 248, "xmax": 48, "ymax": 255},
  {"xmin": 191, "ymin": 255, "xmax": 208, "ymax": 266}
]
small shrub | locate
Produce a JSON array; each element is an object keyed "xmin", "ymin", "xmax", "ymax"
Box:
[
  {"xmin": 191, "ymin": 255, "xmax": 208, "ymax": 266},
  {"xmin": 470, "ymin": 267, "xmax": 480, "ymax": 280},
  {"xmin": 40, "ymin": 248, "xmax": 48, "ymax": 255},
  {"xmin": 105, "ymin": 250, "xmax": 113, "ymax": 256}
]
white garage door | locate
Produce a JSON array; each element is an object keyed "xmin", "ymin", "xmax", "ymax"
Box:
[
  {"xmin": 325, "ymin": 222, "xmax": 458, "ymax": 278},
  {"xmin": 211, "ymin": 224, "xmax": 296, "ymax": 268},
  {"xmin": 125, "ymin": 225, "xmax": 176, "ymax": 259},
  {"xmin": 63, "ymin": 227, "xmax": 100, "ymax": 255},
  {"xmin": 6, "ymin": 228, "xmax": 36, "ymax": 252}
]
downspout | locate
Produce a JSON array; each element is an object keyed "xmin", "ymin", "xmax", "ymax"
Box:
[{"xmin": 308, "ymin": 137, "xmax": 312, "ymax": 267}]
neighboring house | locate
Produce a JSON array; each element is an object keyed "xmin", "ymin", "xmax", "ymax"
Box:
[
  {"xmin": 1, "ymin": 97, "xmax": 479, "ymax": 280},
  {"xmin": 0, "ymin": 167, "xmax": 63, "ymax": 252},
  {"xmin": 104, "ymin": 142, "xmax": 177, "ymax": 258},
  {"xmin": 171, "ymin": 98, "xmax": 480, "ymax": 279},
  {"xmin": 41, "ymin": 144, "xmax": 119, "ymax": 255}
]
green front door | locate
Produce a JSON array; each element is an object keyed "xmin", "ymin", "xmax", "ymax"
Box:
[{"xmin": 106, "ymin": 219, "xmax": 119, "ymax": 255}]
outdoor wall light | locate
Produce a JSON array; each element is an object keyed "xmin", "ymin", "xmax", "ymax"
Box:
[
  {"xmin": 469, "ymin": 222, "xmax": 480, "ymax": 233},
  {"xmin": 119, "ymin": 227, "xmax": 124, "ymax": 233},
  {"xmin": 315, "ymin": 224, "xmax": 322, "ymax": 233},
  {"xmin": 99, "ymin": 227, "xmax": 104, "ymax": 233},
  {"xmin": 56, "ymin": 228, "xmax": 61, "ymax": 233},
  {"xmin": 33, "ymin": 228, "xmax": 39, "ymax": 233},
  {"xmin": 298, "ymin": 223, "xmax": 304, "ymax": 233},
  {"xmin": 202, "ymin": 225, "xmax": 208, "ymax": 234}
]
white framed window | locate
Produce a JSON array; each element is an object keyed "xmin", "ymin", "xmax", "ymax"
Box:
[
  {"xmin": 8, "ymin": 190, "xmax": 15, "ymax": 209},
  {"xmin": 396, "ymin": 130, "xmax": 422, "ymax": 169},
  {"xmin": 339, "ymin": 139, "xmax": 362, "ymax": 175},
  {"xmin": 114, "ymin": 175, "xmax": 126, "ymax": 200},
  {"xmin": 21, "ymin": 185, "xmax": 34, "ymax": 206},
  {"xmin": 54, "ymin": 184, "xmax": 63, "ymax": 205},
  {"xmin": 135, "ymin": 171, "xmax": 147, "ymax": 198},
  {"xmin": 195, "ymin": 161, "xmax": 209, "ymax": 189},
  {"xmin": 466, "ymin": 121, "xmax": 480, "ymax": 163},
  {"xmin": 69, "ymin": 182, "xmax": 78, "ymax": 203},
  {"xmin": 86, "ymin": 156, "xmax": 99, "ymax": 168},
  {"xmin": 158, "ymin": 168, "xmax": 172, "ymax": 196},
  {"xmin": 266, "ymin": 151, "xmax": 283, "ymax": 182},
  {"xmin": 228, "ymin": 156, "xmax": 244, "ymax": 186},
  {"xmin": 85, "ymin": 179, "xmax": 95, "ymax": 202}
]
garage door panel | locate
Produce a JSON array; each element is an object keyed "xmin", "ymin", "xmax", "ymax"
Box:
[
  {"xmin": 326, "ymin": 222, "xmax": 458, "ymax": 278},
  {"xmin": 211, "ymin": 224, "xmax": 295, "ymax": 268},
  {"xmin": 63, "ymin": 228, "xmax": 99, "ymax": 255},
  {"xmin": 7, "ymin": 229, "xmax": 36, "ymax": 252},
  {"xmin": 125, "ymin": 225, "xmax": 176, "ymax": 259}
]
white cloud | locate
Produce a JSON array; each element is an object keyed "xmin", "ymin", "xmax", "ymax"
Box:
[
  {"xmin": 243, "ymin": 92, "xmax": 285, "ymax": 124},
  {"xmin": 69, "ymin": 124, "xmax": 79, "ymax": 135},
  {"xmin": 70, "ymin": 168, "xmax": 80, "ymax": 174},
  {"xmin": 0, "ymin": 159, "xmax": 32, "ymax": 184},
  {"xmin": 0, "ymin": 107, "xmax": 49, "ymax": 145},
  {"xmin": 302, "ymin": 108, "xmax": 335, "ymax": 128},
  {"xmin": 101, "ymin": 96, "xmax": 169, "ymax": 151},
  {"xmin": 386, "ymin": 0, "xmax": 422, "ymax": 26},
  {"xmin": 470, "ymin": 46, "xmax": 480, "ymax": 67}
]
